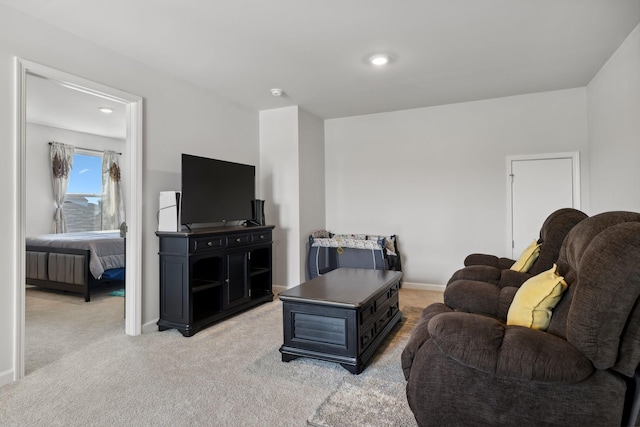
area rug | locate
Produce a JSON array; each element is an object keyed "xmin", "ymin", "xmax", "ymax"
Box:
[{"xmin": 307, "ymin": 306, "xmax": 421, "ymax": 427}]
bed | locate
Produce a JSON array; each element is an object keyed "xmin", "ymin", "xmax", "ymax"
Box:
[{"xmin": 25, "ymin": 230, "xmax": 125, "ymax": 301}]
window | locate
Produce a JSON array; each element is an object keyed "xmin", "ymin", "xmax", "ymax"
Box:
[{"xmin": 63, "ymin": 153, "xmax": 103, "ymax": 232}]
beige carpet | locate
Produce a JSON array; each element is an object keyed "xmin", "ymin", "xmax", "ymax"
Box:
[
  {"xmin": 0, "ymin": 286, "xmax": 440, "ymax": 426},
  {"xmin": 24, "ymin": 283, "xmax": 126, "ymax": 375}
]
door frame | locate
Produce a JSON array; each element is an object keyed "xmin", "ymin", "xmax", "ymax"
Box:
[
  {"xmin": 505, "ymin": 151, "xmax": 581, "ymax": 258},
  {"xmin": 13, "ymin": 58, "xmax": 143, "ymax": 380}
]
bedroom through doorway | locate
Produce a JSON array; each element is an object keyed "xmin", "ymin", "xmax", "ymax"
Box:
[
  {"xmin": 23, "ymin": 74, "xmax": 127, "ymax": 375},
  {"xmin": 15, "ymin": 59, "xmax": 143, "ymax": 380}
]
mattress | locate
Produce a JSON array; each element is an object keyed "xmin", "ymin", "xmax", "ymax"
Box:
[{"xmin": 26, "ymin": 230, "xmax": 124, "ymax": 279}]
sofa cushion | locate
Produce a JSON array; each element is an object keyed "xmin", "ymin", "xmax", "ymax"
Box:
[
  {"xmin": 497, "ymin": 268, "xmax": 533, "ymax": 288},
  {"xmin": 507, "ymin": 264, "xmax": 567, "ymax": 330},
  {"xmin": 444, "ymin": 279, "xmax": 501, "ymax": 317},
  {"xmin": 401, "ymin": 303, "xmax": 452, "ymax": 380},
  {"xmin": 428, "ymin": 311, "xmax": 593, "ymax": 383},
  {"xmin": 447, "ymin": 265, "xmax": 501, "ymax": 286},
  {"xmin": 510, "ymin": 239, "xmax": 541, "ymax": 273}
]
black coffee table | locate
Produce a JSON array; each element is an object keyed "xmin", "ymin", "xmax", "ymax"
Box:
[{"xmin": 278, "ymin": 268, "xmax": 403, "ymax": 374}]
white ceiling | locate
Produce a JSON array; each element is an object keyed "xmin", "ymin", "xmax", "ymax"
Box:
[
  {"xmin": 8, "ymin": 0, "xmax": 640, "ymax": 135},
  {"xmin": 26, "ymin": 74, "xmax": 127, "ymax": 139}
]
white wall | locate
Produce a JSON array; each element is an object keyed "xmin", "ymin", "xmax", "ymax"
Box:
[
  {"xmin": 259, "ymin": 106, "xmax": 325, "ymax": 287},
  {"xmin": 25, "ymin": 123, "xmax": 126, "ymax": 237},
  {"xmin": 0, "ymin": 5, "xmax": 258, "ymax": 385},
  {"xmin": 298, "ymin": 109, "xmax": 326, "ymax": 282},
  {"xmin": 587, "ymin": 23, "xmax": 640, "ymax": 213},
  {"xmin": 325, "ymin": 88, "xmax": 589, "ymax": 286},
  {"xmin": 259, "ymin": 106, "xmax": 300, "ymax": 288}
]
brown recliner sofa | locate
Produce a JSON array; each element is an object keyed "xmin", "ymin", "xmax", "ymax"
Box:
[
  {"xmin": 402, "ymin": 211, "xmax": 640, "ymax": 426},
  {"xmin": 445, "ymin": 208, "xmax": 588, "ymax": 319}
]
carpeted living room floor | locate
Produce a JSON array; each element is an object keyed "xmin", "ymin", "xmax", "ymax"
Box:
[{"xmin": 0, "ymin": 284, "xmax": 442, "ymax": 426}]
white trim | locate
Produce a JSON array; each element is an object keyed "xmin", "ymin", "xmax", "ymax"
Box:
[
  {"xmin": 402, "ymin": 281, "xmax": 445, "ymax": 292},
  {"xmin": 505, "ymin": 151, "xmax": 581, "ymax": 258},
  {"xmin": 124, "ymin": 97, "xmax": 144, "ymax": 336},
  {"xmin": 13, "ymin": 58, "xmax": 26, "ymax": 382},
  {"xmin": 14, "ymin": 59, "xmax": 144, "ymax": 381}
]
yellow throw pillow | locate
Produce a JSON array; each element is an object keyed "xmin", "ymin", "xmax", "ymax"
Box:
[
  {"xmin": 507, "ymin": 264, "xmax": 568, "ymax": 330},
  {"xmin": 510, "ymin": 239, "xmax": 541, "ymax": 273}
]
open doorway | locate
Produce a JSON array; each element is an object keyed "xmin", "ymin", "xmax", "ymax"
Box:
[
  {"xmin": 24, "ymin": 73, "xmax": 127, "ymax": 374},
  {"xmin": 14, "ymin": 59, "xmax": 143, "ymax": 380}
]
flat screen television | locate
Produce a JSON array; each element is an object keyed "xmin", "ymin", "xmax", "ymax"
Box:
[{"xmin": 181, "ymin": 154, "xmax": 255, "ymax": 225}]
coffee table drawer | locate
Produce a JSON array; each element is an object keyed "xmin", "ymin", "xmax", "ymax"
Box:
[
  {"xmin": 293, "ymin": 312, "xmax": 346, "ymax": 346},
  {"xmin": 375, "ymin": 300, "xmax": 400, "ymax": 336},
  {"xmin": 281, "ymin": 302, "xmax": 356, "ymax": 358},
  {"xmin": 359, "ymin": 280, "xmax": 400, "ymax": 326},
  {"xmin": 360, "ymin": 324, "xmax": 376, "ymax": 349},
  {"xmin": 359, "ymin": 302, "xmax": 376, "ymax": 325}
]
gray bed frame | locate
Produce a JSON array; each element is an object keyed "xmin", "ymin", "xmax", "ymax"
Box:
[{"xmin": 26, "ymin": 245, "xmax": 105, "ymax": 302}]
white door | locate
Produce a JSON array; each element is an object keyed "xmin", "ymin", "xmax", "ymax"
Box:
[{"xmin": 507, "ymin": 153, "xmax": 580, "ymax": 258}]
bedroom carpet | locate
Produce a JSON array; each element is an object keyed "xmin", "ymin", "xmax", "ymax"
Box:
[
  {"xmin": 2, "ymin": 286, "xmax": 442, "ymax": 426},
  {"xmin": 24, "ymin": 283, "xmax": 125, "ymax": 376}
]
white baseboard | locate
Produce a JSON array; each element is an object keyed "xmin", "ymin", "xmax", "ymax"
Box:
[
  {"xmin": 142, "ymin": 319, "xmax": 159, "ymax": 334},
  {"xmin": 0, "ymin": 368, "xmax": 15, "ymax": 387},
  {"xmin": 402, "ymin": 281, "xmax": 445, "ymax": 292}
]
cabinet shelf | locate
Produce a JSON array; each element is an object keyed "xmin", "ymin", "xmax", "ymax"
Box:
[
  {"xmin": 192, "ymin": 280, "xmax": 222, "ymax": 293},
  {"xmin": 250, "ymin": 267, "xmax": 270, "ymax": 277}
]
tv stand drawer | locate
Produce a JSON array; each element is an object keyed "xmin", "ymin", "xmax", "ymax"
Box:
[
  {"xmin": 227, "ymin": 234, "xmax": 251, "ymax": 247},
  {"xmin": 193, "ymin": 237, "xmax": 225, "ymax": 252},
  {"xmin": 251, "ymin": 231, "xmax": 272, "ymax": 243}
]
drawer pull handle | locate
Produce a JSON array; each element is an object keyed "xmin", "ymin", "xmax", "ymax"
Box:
[
  {"xmin": 207, "ymin": 241, "xmax": 213, "ymax": 247},
  {"xmin": 259, "ymin": 235, "xmax": 264, "ymax": 239},
  {"xmin": 236, "ymin": 238, "xmax": 241, "ymax": 242}
]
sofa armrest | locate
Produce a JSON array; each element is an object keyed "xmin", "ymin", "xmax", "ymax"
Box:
[
  {"xmin": 401, "ymin": 303, "xmax": 452, "ymax": 380},
  {"xmin": 428, "ymin": 312, "xmax": 593, "ymax": 383},
  {"xmin": 497, "ymin": 269, "xmax": 532, "ymax": 288},
  {"xmin": 464, "ymin": 253, "xmax": 514, "ymax": 269},
  {"xmin": 444, "ymin": 280, "xmax": 500, "ymax": 317},
  {"xmin": 447, "ymin": 265, "xmax": 502, "ymax": 285}
]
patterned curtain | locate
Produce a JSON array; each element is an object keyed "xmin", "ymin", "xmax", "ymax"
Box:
[
  {"xmin": 50, "ymin": 142, "xmax": 74, "ymax": 233},
  {"xmin": 101, "ymin": 150, "xmax": 125, "ymax": 230}
]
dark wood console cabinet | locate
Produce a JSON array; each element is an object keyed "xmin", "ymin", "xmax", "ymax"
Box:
[{"xmin": 156, "ymin": 225, "xmax": 274, "ymax": 337}]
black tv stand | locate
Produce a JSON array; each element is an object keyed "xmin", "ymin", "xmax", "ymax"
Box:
[{"xmin": 156, "ymin": 225, "xmax": 274, "ymax": 337}]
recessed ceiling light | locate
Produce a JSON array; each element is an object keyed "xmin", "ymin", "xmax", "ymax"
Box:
[
  {"xmin": 98, "ymin": 107, "xmax": 113, "ymax": 114},
  {"xmin": 369, "ymin": 54, "xmax": 390, "ymax": 66},
  {"xmin": 271, "ymin": 88, "xmax": 284, "ymax": 97}
]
